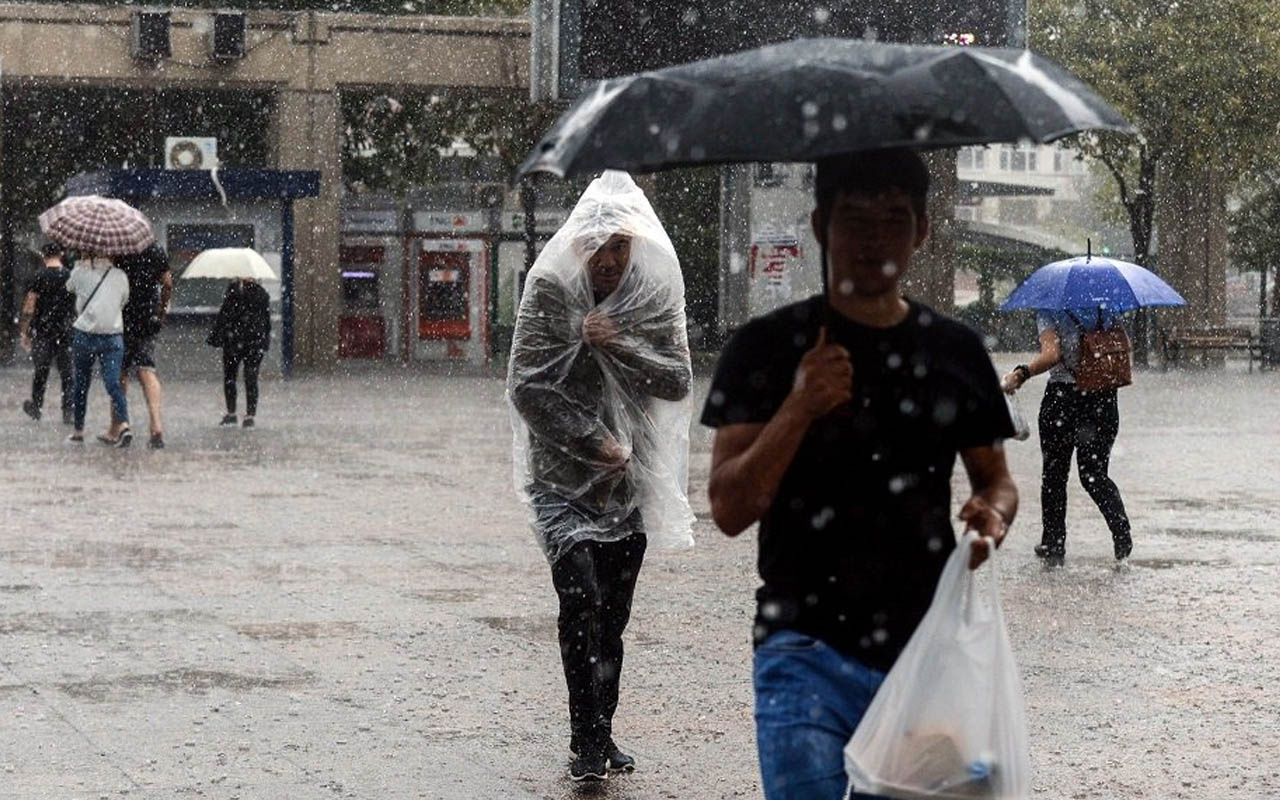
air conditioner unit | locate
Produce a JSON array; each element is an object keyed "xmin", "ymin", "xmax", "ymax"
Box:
[
  {"xmin": 131, "ymin": 10, "xmax": 171, "ymax": 62},
  {"xmin": 164, "ymin": 137, "xmax": 218, "ymax": 170},
  {"xmin": 210, "ymin": 12, "xmax": 247, "ymax": 63}
]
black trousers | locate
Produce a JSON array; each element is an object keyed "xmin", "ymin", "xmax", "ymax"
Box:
[
  {"xmin": 222, "ymin": 347, "xmax": 264, "ymax": 416},
  {"xmin": 549, "ymin": 531, "xmax": 647, "ymax": 755},
  {"xmin": 1038, "ymin": 383, "xmax": 1131, "ymax": 553},
  {"xmin": 30, "ymin": 332, "xmax": 72, "ymax": 415}
]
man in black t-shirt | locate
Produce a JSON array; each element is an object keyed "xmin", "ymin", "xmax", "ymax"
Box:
[
  {"xmin": 106, "ymin": 245, "xmax": 173, "ymax": 448},
  {"xmin": 701, "ymin": 150, "xmax": 1018, "ymax": 800},
  {"xmin": 18, "ymin": 243, "xmax": 74, "ymax": 423}
]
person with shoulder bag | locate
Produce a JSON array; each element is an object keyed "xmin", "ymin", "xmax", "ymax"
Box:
[
  {"xmin": 1001, "ymin": 306, "xmax": 1133, "ymax": 565},
  {"xmin": 65, "ymin": 251, "xmax": 132, "ymax": 446}
]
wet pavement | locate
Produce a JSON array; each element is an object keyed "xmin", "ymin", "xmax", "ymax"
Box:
[{"xmin": 1, "ymin": 356, "xmax": 1278, "ymax": 799}]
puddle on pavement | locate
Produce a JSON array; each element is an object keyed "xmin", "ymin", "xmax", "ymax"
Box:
[
  {"xmin": 234, "ymin": 621, "xmax": 363, "ymax": 640},
  {"xmin": 1161, "ymin": 527, "xmax": 1275, "ymax": 543},
  {"xmin": 58, "ymin": 668, "xmax": 311, "ymax": 701},
  {"xmin": 3, "ymin": 540, "xmax": 190, "ymax": 569},
  {"xmin": 0, "ymin": 609, "xmax": 213, "ymax": 637},
  {"xmin": 413, "ymin": 588, "xmax": 482, "ymax": 604},
  {"xmin": 1127, "ymin": 558, "xmax": 1233, "ymax": 570},
  {"xmin": 476, "ymin": 615, "xmax": 560, "ymax": 640},
  {"xmin": 147, "ymin": 521, "xmax": 239, "ymax": 532}
]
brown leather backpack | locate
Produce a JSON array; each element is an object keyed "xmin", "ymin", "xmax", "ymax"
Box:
[{"xmin": 1068, "ymin": 311, "xmax": 1132, "ymax": 391}]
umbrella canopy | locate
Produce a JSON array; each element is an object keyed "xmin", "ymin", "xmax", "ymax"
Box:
[
  {"xmin": 38, "ymin": 195, "xmax": 155, "ymax": 256},
  {"xmin": 181, "ymin": 248, "xmax": 278, "ymax": 281},
  {"xmin": 518, "ymin": 38, "xmax": 1135, "ymax": 178},
  {"xmin": 1000, "ymin": 256, "xmax": 1186, "ymax": 313}
]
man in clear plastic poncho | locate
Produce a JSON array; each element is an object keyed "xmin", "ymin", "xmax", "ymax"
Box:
[{"xmin": 508, "ymin": 170, "xmax": 694, "ymax": 782}]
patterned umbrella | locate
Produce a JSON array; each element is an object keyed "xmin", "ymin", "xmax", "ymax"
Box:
[{"xmin": 38, "ymin": 195, "xmax": 155, "ymax": 256}]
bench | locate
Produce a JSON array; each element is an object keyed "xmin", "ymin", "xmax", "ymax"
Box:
[{"xmin": 1161, "ymin": 326, "xmax": 1265, "ymax": 372}]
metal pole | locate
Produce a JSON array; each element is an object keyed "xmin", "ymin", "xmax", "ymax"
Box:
[{"xmin": 281, "ymin": 199, "xmax": 295, "ymax": 379}]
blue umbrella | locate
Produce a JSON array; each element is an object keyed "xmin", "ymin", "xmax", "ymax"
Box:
[{"xmin": 1000, "ymin": 255, "xmax": 1186, "ymax": 313}]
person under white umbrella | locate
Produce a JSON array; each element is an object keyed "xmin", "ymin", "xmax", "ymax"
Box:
[{"xmin": 187, "ymin": 249, "xmax": 276, "ymax": 429}]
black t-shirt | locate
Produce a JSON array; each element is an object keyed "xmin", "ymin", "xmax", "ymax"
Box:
[
  {"xmin": 700, "ymin": 295, "xmax": 1013, "ymax": 672},
  {"xmin": 117, "ymin": 246, "xmax": 170, "ymax": 339},
  {"xmin": 26, "ymin": 267, "xmax": 74, "ymax": 336}
]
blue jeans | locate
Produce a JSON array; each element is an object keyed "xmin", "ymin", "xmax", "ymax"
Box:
[
  {"xmin": 754, "ymin": 630, "xmax": 889, "ymax": 800},
  {"xmin": 71, "ymin": 331, "xmax": 127, "ymax": 431}
]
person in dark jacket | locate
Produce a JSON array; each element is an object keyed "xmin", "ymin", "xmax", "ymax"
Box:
[
  {"xmin": 18, "ymin": 242, "xmax": 75, "ymax": 423},
  {"xmin": 208, "ymin": 278, "xmax": 271, "ymax": 428},
  {"xmin": 507, "ymin": 171, "xmax": 694, "ymax": 782}
]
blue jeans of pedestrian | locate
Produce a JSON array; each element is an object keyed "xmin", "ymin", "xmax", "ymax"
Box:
[
  {"xmin": 71, "ymin": 330, "xmax": 127, "ymax": 432},
  {"xmin": 754, "ymin": 630, "xmax": 889, "ymax": 800}
]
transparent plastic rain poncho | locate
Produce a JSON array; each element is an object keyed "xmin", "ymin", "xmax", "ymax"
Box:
[{"xmin": 507, "ymin": 171, "xmax": 695, "ymax": 564}]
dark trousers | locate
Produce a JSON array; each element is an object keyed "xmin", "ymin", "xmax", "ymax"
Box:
[
  {"xmin": 549, "ymin": 532, "xmax": 647, "ymax": 755},
  {"xmin": 222, "ymin": 347, "xmax": 264, "ymax": 416},
  {"xmin": 30, "ymin": 332, "xmax": 72, "ymax": 415},
  {"xmin": 1038, "ymin": 383, "xmax": 1130, "ymax": 553}
]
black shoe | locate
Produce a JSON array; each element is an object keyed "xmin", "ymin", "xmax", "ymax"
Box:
[
  {"xmin": 220, "ymin": 414, "xmax": 237, "ymax": 426},
  {"xmin": 149, "ymin": 433, "xmax": 165, "ymax": 450},
  {"xmin": 568, "ymin": 752, "xmax": 608, "ymax": 782},
  {"xmin": 116, "ymin": 427, "xmax": 133, "ymax": 449},
  {"xmin": 1034, "ymin": 543, "xmax": 1065, "ymax": 566},
  {"xmin": 242, "ymin": 416, "xmax": 255, "ymax": 429},
  {"xmin": 605, "ymin": 743, "xmax": 636, "ymax": 773},
  {"xmin": 1113, "ymin": 533, "xmax": 1133, "ymax": 561},
  {"xmin": 571, "ymin": 738, "xmax": 635, "ymax": 773},
  {"xmin": 22, "ymin": 400, "xmax": 40, "ymax": 421}
]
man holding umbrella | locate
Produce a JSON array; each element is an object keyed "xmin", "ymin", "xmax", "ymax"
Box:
[{"xmin": 702, "ymin": 149, "xmax": 1018, "ymax": 800}]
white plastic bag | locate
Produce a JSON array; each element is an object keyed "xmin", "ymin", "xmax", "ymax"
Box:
[
  {"xmin": 844, "ymin": 532, "xmax": 1030, "ymax": 800},
  {"xmin": 1003, "ymin": 393, "xmax": 1031, "ymax": 442}
]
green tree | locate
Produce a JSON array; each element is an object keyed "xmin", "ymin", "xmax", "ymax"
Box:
[
  {"xmin": 1229, "ymin": 171, "xmax": 1280, "ymax": 317},
  {"xmin": 341, "ymin": 88, "xmax": 559, "ymax": 194},
  {"xmin": 1032, "ymin": 0, "xmax": 1280, "ymax": 270}
]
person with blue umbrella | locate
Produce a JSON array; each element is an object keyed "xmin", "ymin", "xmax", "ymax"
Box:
[{"xmin": 998, "ymin": 249, "xmax": 1185, "ymax": 565}]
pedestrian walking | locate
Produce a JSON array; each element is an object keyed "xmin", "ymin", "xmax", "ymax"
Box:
[
  {"xmin": 18, "ymin": 242, "xmax": 75, "ymax": 424},
  {"xmin": 207, "ymin": 278, "xmax": 271, "ymax": 428},
  {"xmin": 701, "ymin": 149, "xmax": 1018, "ymax": 800},
  {"xmin": 1001, "ymin": 308, "xmax": 1133, "ymax": 564},
  {"xmin": 65, "ymin": 252, "xmax": 131, "ymax": 446},
  {"xmin": 104, "ymin": 244, "xmax": 173, "ymax": 449},
  {"xmin": 507, "ymin": 170, "xmax": 694, "ymax": 783}
]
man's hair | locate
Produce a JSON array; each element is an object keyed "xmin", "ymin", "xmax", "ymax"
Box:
[
  {"xmin": 40, "ymin": 241, "xmax": 63, "ymax": 258},
  {"xmin": 813, "ymin": 148, "xmax": 931, "ymax": 222}
]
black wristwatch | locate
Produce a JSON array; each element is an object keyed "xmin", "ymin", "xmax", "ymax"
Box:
[{"xmin": 1014, "ymin": 364, "xmax": 1032, "ymax": 382}]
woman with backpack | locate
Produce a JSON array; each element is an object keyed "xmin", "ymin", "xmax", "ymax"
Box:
[{"xmin": 1001, "ymin": 308, "xmax": 1133, "ymax": 565}]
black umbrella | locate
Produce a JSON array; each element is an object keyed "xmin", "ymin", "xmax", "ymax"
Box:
[{"xmin": 518, "ymin": 38, "xmax": 1135, "ymax": 179}]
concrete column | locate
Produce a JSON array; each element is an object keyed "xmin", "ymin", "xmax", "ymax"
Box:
[
  {"xmin": 904, "ymin": 150, "xmax": 957, "ymax": 313},
  {"xmin": 276, "ymin": 86, "xmax": 341, "ymax": 370},
  {"xmin": 1155, "ymin": 164, "xmax": 1228, "ymax": 329},
  {"xmin": 717, "ymin": 164, "xmax": 752, "ymax": 334}
]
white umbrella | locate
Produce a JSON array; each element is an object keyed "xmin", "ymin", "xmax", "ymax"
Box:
[{"xmin": 181, "ymin": 248, "xmax": 278, "ymax": 281}]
